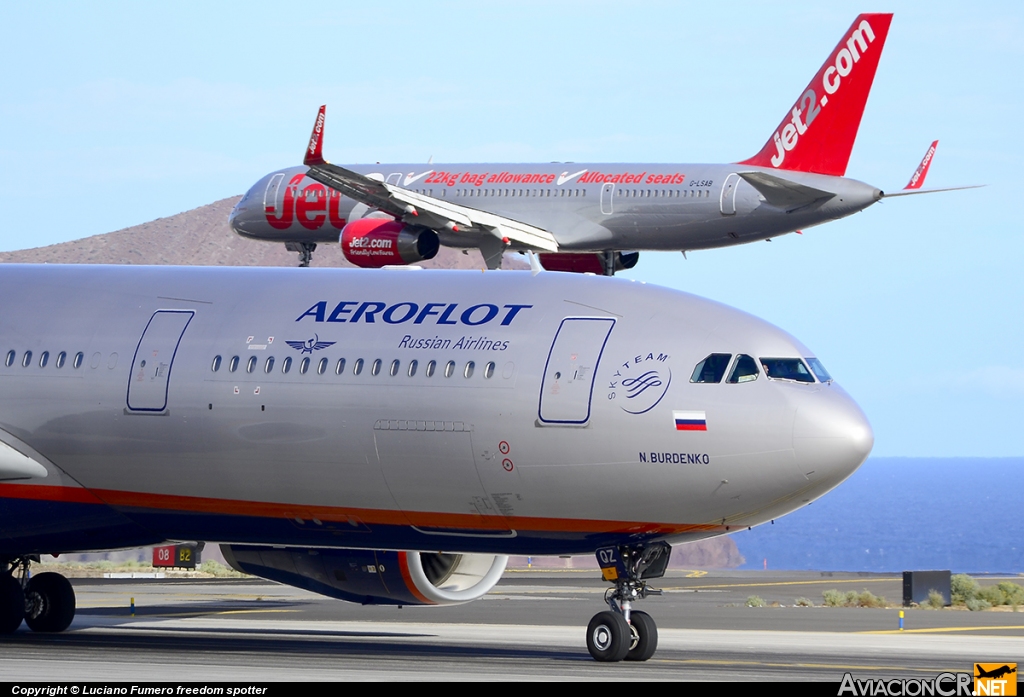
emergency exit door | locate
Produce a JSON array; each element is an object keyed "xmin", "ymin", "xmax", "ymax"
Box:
[
  {"xmin": 126, "ymin": 311, "xmax": 194, "ymax": 412},
  {"xmin": 538, "ymin": 317, "xmax": 615, "ymax": 425}
]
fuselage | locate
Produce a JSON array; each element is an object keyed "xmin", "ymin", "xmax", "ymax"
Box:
[
  {"xmin": 0, "ymin": 265, "xmax": 872, "ymax": 557},
  {"xmin": 229, "ymin": 163, "xmax": 882, "ymax": 253}
]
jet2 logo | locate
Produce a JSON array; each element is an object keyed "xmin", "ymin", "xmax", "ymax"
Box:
[
  {"xmin": 286, "ymin": 335, "xmax": 336, "ymax": 354},
  {"xmin": 607, "ymin": 351, "xmax": 672, "ymax": 415}
]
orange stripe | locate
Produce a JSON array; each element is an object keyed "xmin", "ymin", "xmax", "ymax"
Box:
[
  {"xmin": 0, "ymin": 483, "xmax": 723, "ymax": 536},
  {"xmin": 397, "ymin": 552, "xmax": 434, "ymax": 605}
]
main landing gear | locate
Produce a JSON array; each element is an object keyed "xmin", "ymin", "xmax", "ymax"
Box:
[
  {"xmin": 285, "ymin": 242, "xmax": 317, "ymax": 267},
  {"xmin": 587, "ymin": 542, "xmax": 671, "ymax": 662},
  {"xmin": 0, "ymin": 557, "xmax": 76, "ymax": 634}
]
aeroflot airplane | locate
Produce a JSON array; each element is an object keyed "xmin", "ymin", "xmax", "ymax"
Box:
[
  {"xmin": 0, "ymin": 264, "xmax": 872, "ymax": 661},
  {"xmin": 229, "ymin": 13, "xmax": 971, "ymax": 272}
]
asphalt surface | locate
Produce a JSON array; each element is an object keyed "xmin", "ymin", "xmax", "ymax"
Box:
[{"xmin": 1, "ymin": 570, "xmax": 1021, "ymax": 681}]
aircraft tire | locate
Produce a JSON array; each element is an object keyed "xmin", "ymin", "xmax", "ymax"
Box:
[
  {"xmin": 586, "ymin": 610, "xmax": 630, "ymax": 662},
  {"xmin": 24, "ymin": 572, "xmax": 75, "ymax": 633},
  {"xmin": 625, "ymin": 610, "xmax": 658, "ymax": 661},
  {"xmin": 0, "ymin": 575, "xmax": 24, "ymax": 634}
]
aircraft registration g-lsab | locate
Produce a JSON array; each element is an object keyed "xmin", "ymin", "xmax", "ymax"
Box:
[
  {"xmin": 229, "ymin": 13, "xmax": 974, "ymax": 272},
  {"xmin": 0, "ymin": 264, "xmax": 872, "ymax": 661}
]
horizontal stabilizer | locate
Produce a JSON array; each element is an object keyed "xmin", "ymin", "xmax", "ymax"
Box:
[{"xmin": 738, "ymin": 171, "xmax": 836, "ymax": 210}]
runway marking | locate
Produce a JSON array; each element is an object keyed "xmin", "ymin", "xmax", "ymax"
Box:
[
  {"xmin": 664, "ymin": 577, "xmax": 901, "ymax": 591},
  {"xmin": 863, "ymin": 625, "xmax": 1024, "ymax": 635},
  {"xmin": 655, "ymin": 658, "xmax": 964, "ymax": 673},
  {"xmin": 114, "ymin": 608, "xmax": 298, "ymax": 618}
]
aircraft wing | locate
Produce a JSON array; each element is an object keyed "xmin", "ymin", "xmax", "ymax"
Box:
[
  {"xmin": 737, "ymin": 171, "xmax": 836, "ymax": 211},
  {"xmin": 302, "ymin": 106, "xmax": 559, "ymax": 254}
]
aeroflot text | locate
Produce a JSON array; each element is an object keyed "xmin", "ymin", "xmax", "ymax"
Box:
[{"xmin": 297, "ymin": 301, "xmax": 532, "ymax": 326}]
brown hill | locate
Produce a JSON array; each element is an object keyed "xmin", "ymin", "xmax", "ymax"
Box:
[{"xmin": 0, "ymin": 196, "xmax": 524, "ymax": 270}]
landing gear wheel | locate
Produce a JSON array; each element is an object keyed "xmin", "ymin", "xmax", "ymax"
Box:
[
  {"xmin": 24, "ymin": 572, "xmax": 75, "ymax": 633},
  {"xmin": 0, "ymin": 575, "xmax": 24, "ymax": 633},
  {"xmin": 625, "ymin": 610, "xmax": 658, "ymax": 661},
  {"xmin": 587, "ymin": 610, "xmax": 630, "ymax": 662}
]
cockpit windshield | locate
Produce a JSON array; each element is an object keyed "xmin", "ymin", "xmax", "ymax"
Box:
[
  {"xmin": 760, "ymin": 358, "xmax": 814, "ymax": 383},
  {"xmin": 805, "ymin": 357, "xmax": 832, "ymax": 383},
  {"xmin": 726, "ymin": 354, "xmax": 759, "ymax": 383},
  {"xmin": 690, "ymin": 353, "xmax": 731, "ymax": 383}
]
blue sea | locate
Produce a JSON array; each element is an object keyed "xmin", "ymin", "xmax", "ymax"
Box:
[{"xmin": 731, "ymin": 457, "xmax": 1023, "ymax": 573}]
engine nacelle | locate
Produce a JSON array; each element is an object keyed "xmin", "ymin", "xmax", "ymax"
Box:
[
  {"xmin": 340, "ymin": 218, "xmax": 439, "ymax": 268},
  {"xmin": 538, "ymin": 251, "xmax": 639, "ymax": 274},
  {"xmin": 221, "ymin": 545, "xmax": 507, "ymax": 606}
]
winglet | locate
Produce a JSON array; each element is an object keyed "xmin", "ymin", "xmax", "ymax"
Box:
[
  {"xmin": 304, "ymin": 105, "xmax": 327, "ymax": 166},
  {"xmin": 904, "ymin": 140, "xmax": 938, "ymax": 190},
  {"xmin": 739, "ymin": 13, "xmax": 893, "ymax": 177}
]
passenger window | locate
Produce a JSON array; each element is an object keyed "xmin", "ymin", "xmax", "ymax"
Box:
[
  {"xmin": 353, "ymin": 358, "xmax": 364, "ymax": 375},
  {"xmin": 39, "ymin": 351, "xmax": 49, "ymax": 368},
  {"xmin": 484, "ymin": 361, "xmax": 495, "ymax": 379},
  {"xmin": 335, "ymin": 358, "xmax": 345, "ymax": 375},
  {"xmin": 389, "ymin": 359, "xmax": 400, "ymax": 377},
  {"xmin": 464, "ymin": 361, "xmax": 475, "ymax": 378},
  {"xmin": 690, "ymin": 353, "xmax": 731, "ymax": 383},
  {"xmin": 246, "ymin": 356, "xmax": 257, "ymax": 373},
  {"xmin": 229, "ymin": 356, "xmax": 240, "ymax": 372},
  {"xmin": 371, "ymin": 359, "xmax": 382, "ymax": 376},
  {"xmin": 265, "ymin": 356, "xmax": 275, "ymax": 373},
  {"xmin": 73, "ymin": 352, "xmax": 84, "ymax": 369},
  {"xmin": 211, "ymin": 355, "xmax": 222, "ymax": 372},
  {"xmin": 5, "ymin": 350, "xmax": 14, "ymax": 368},
  {"xmin": 760, "ymin": 358, "xmax": 814, "ymax": 383},
  {"xmin": 318, "ymin": 357, "xmax": 328, "ymax": 375},
  {"xmin": 22, "ymin": 351, "xmax": 32, "ymax": 368},
  {"xmin": 56, "ymin": 351, "xmax": 67, "ymax": 369},
  {"xmin": 299, "ymin": 357, "xmax": 310, "ymax": 374},
  {"xmin": 282, "ymin": 356, "xmax": 292, "ymax": 374},
  {"xmin": 425, "ymin": 360, "xmax": 436, "ymax": 378},
  {"xmin": 806, "ymin": 358, "xmax": 832, "ymax": 383},
  {"xmin": 726, "ymin": 354, "xmax": 759, "ymax": 383},
  {"xmin": 408, "ymin": 359, "xmax": 418, "ymax": 377},
  {"xmin": 444, "ymin": 360, "xmax": 456, "ymax": 378}
]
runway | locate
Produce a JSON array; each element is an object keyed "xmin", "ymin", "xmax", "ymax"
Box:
[{"xmin": 2, "ymin": 571, "xmax": 1021, "ymax": 681}]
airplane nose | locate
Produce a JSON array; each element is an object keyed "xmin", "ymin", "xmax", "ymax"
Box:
[{"xmin": 792, "ymin": 388, "xmax": 873, "ymax": 490}]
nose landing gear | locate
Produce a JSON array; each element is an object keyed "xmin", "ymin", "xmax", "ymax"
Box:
[
  {"xmin": 586, "ymin": 542, "xmax": 671, "ymax": 662},
  {"xmin": 0, "ymin": 557, "xmax": 76, "ymax": 634}
]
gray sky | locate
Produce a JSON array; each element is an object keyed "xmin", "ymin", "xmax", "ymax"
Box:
[{"xmin": 1, "ymin": 1, "xmax": 1020, "ymax": 456}]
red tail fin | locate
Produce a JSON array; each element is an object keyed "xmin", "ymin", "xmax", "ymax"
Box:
[
  {"xmin": 904, "ymin": 140, "xmax": 938, "ymax": 189},
  {"xmin": 304, "ymin": 105, "xmax": 327, "ymax": 166},
  {"xmin": 739, "ymin": 14, "xmax": 893, "ymax": 177}
]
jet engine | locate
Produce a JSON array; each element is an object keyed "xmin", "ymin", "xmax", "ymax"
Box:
[
  {"xmin": 340, "ymin": 218, "xmax": 439, "ymax": 268},
  {"xmin": 221, "ymin": 545, "xmax": 507, "ymax": 606},
  {"xmin": 538, "ymin": 251, "xmax": 639, "ymax": 274}
]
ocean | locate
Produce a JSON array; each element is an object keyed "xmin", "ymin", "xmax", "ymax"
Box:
[{"xmin": 731, "ymin": 457, "xmax": 1024, "ymax": 573}]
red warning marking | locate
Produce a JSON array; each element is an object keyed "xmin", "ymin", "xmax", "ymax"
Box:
[
  {"xmin": 502, "ymin": 459, "xmax": 514, "ymax": 472},
  {"xmin": 498, "ymin": 441, "xmax": 510, "ymax": 455}
]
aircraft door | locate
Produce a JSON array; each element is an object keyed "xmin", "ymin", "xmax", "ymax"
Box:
[
  {"xmin": 538, "ymin": 317, "xmax": 615, "ymax": 425},
  {"xmin": 126, "ymin": 311, "xmax": 195, "ymax": 413},
  {"xmin": 720, "ymin": 173, "xmax": 739, "ymax": 215},
  {"xmin": 600, "ymin": 183, "xmax": 615, "ymax": 215},
  {"xmin": 263, "ymin": 173, "xmax": 285, "ymax": 217}
]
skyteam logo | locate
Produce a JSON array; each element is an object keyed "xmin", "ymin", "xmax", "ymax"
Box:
[
  {"xmin": 606, "ymin": 350, "xmax": 672, "ymax": 415},
  {"xmin": 287, "ymin": 334, "xmax": 336, "ymax": 354}
]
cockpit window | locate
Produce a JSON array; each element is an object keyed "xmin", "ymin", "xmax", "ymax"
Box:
[
  {"xmin": 690, "ymin": 353, "xmax": 731, "ymax": 383},
  {"xmin": 805, "ymin": 358, "xmax": 832, "ymax": 383},
  {"xmin": 726, "ymin": 354, "xmax": 759, "ymax": 383},
  {"xmin": 760, "ymin": 358, "xmax": 815, "ymax": 383}
]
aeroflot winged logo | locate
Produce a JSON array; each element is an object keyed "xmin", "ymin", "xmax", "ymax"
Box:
[
  {"xmin": 296, "ymin": 301, "xmax": 533, "ymax": 326},
  {"xmin": 286, "ymin": 335, "xmax": 336, "ymax": 354}
]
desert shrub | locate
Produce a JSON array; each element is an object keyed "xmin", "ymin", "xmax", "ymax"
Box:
[
  {"xmin": 966, "ymin": 597, "xmax": 991, "ymax": 612},
  {"xmin": 200, "ymin": 560, "xmax": 247, "ymax": 578},
  {"xmin": 996, "ymin": 581, "xmax": 1024, "ymax": 608},
  {"xmin": 925, "ymin": 589, "xmax": 945, "ymax": 609},
  {"xmin": 823, "ymin": 589, "xmax": 846, "ymax": 607},
  {"xmin": 746, "ymin": 595, "xmax": 766, "ymax": 608},
  {"xmin": 951, "ymin": 574, "xmax": 979, "ymax": 605},
  {"xmin": 855, "ymin": 590, "xmax": 887, "ymax": 608},
  {"xmin": 794, "ymin": 597, "xmax": 813, "ymax": 607},
  {"xmin": 978, "ymin": 585, "xmax": 1007, "ymax": 606}
]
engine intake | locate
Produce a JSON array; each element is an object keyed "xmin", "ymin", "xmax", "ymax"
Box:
[
  {"xmin": 221, "ymin": 545, "xmax": 507, "ymax": 606},
  {"xmin": 538, "ymin": 251, "xmax": 639, "ymax": 274},
  {"xmin": 340, "ymin": 218, "xmax": 439, "ymax": 268}
]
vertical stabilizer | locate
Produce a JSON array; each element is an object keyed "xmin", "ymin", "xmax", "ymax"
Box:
[{"xmin": 739, "ymin": 14, "xmax": 893, "ymax": 177}]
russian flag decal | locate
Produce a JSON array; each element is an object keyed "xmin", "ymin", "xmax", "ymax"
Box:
[{"xmin": 673, "ymin": 410, "xmax": 707, "ymax": 431}]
